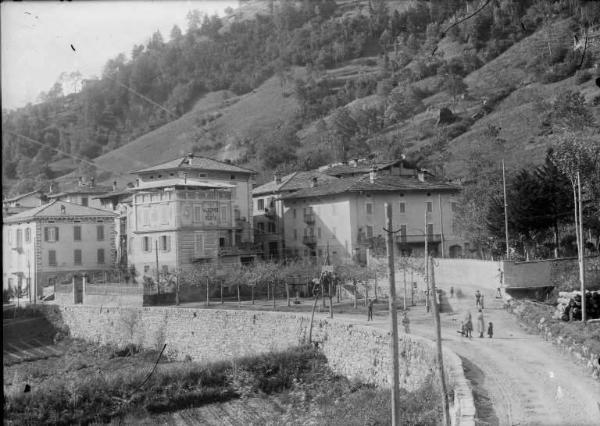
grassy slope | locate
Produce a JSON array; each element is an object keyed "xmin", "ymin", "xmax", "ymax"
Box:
[{"xmin": 78, "ymin": 10, "xmax": 598, "ymax": 187}]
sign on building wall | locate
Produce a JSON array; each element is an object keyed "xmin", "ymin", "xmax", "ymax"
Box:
[{"xmin": 203, "ymin": 202, "xmax": 219, "ymax": 225}]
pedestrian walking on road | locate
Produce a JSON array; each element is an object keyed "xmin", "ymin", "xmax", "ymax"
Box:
[
  {"xmin": 402, "ymin": 311, "xmax": 410, "ymax": 334},
  {"xmin": 487, "ymin": 322, "xmax": 494, "ymax": 338},
  {"xmin": 367, "ymin": 299, "xmax": 374, "ymax": 321},
  {"xmin": 464, "ymin": 312, "xmax": 473, "ymax": 338},
  {"xmin": 480, "ymin": 294, "xmax": 485, "ymax": 309},
  {"xmin": 475, "ymin": 290, "xmax": 481, "ymax": 308},
  {"xmin": 477, "ymin": 309, "xmax": 485, "ymax": 338}
]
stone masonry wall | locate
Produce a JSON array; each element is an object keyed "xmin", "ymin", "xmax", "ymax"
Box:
[{"xmin": 36, "ymin": 304, "xmax": 474, "ymax": 425}]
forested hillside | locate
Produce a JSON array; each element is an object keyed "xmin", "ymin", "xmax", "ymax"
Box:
[{"xmin": 2, "ymin": 0, "xmax": 599, "ymax": 197}]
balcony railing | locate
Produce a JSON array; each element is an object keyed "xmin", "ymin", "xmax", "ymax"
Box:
[
  {"xmin": 303, "ymin": 214, "xmax": 315, "ymax": 225},
  {"xmin": 395, "ymin": 233, "xmax": 442, "ymax": 244},
  {"xmin": 302, "ymin": 235, "xmax": 317, "ymax": 246}
]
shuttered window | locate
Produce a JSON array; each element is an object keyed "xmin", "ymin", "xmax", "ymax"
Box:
[
  {"xmin": 74, "ymin": 226, "xmax": 81, "ymax": 241},
  {"xmin": 194, "ymin": 232, "xmax": 204, "ymax": 256},
  {"xmin": 160, "ymin": 235, "xmax": 170, "ymax": 252},
  {"xmin": 44, "ymin": 227, "xmax": 59, "ymax": 242},
  {"xmin": 96, "ymin": 225, "xmax": 104, "ymax": 241},
  {"xmin": 97, "ymin": 249, "xmax": 105, "ymax": 264},
  {"xmin": 48, "ymin": 250, "xmax": 57, "ymax": 266},
  {"xmin": 74, "ymin": 249, "xmax": 82, "ymax": 265}
]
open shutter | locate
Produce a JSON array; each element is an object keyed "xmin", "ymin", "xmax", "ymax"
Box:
[
  {"xmin": 55, "ymin": 227, "xmax": 59, "ymax": 241},
  {"xmin": 44, "ymin": 227, "xmax": 49, "ymax": 241}
]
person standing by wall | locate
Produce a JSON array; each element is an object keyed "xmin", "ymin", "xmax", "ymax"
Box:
[
  {"xmin": 367, "ymin": 298, "xmax": 374, "ymax": 321},
  {"xmin": 464, "ymin": 312, "xmax": 473, "ymax": 338}
]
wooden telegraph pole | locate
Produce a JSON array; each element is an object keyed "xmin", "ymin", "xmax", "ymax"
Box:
[
  {"xmin": 424, "ymin": 209, "xmax": 429, "ymax": 312},
  {"xmin": 384, "ymin": 203, "xmax": 401, "ymax": 425},
  {"xmin": 430, "ymin": 256, "xmax": 451, "ymax": 426},
  {"xmin": 577, "ymin": 172, "xmax": 586, "ymax": 321},
  {"xmin": 502, "ymin": 159, "xmax": 510, "ymax": 259},
  {"xmin": 155, "ymin": 240, "xmax": 160, "ymax": 295}
]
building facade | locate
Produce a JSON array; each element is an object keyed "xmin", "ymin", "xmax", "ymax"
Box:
[
  {"xmin": 252, "ymin": 171, "xmax": 340, "ymax": 259},
  {"xmin": 2, "ymin": 190, "xmax": 45, "ymax": 216},
  {"xmin": 127, "ymin": 177, "xmax": 254, "ymax": 281},
  {"xmin": 2, "ymin": 201, "xmax": 117, "ymax": 298},
  {"xmin": 47, "ymin": 177, "xmax": 112, "ymax": 210},
  {"xmin": 281, "ymin": 172, "xmax": 464, "ymax": 264}
]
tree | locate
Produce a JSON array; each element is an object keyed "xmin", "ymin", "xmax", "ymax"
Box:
[{"xmin": 441, "ymin": 73, "xmax": 467, "ymax": 103}]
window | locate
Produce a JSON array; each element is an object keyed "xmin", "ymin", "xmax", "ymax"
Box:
[
  {"xmin": 74, "ymin": 226, "xmax": 81, "ymax": 241},
  {"xmin": 97, "ymin": 225, "xmax": 105, "ymax": 241},
  {"xmin": 219, "ymin": 237, "xmax": 226, "ymax": 247},
  {"xmin": 366, "ymin": 225, "xmax": 373, "ymax": 238},
  {"xmin": 257, "ymin": 199, "xmax": 264, "ymax": 211},
  {"xmin": 221, "ymin": 206, "xmax": 227, "ymax": 222},
  {"xmin": 366, "ymin": 203, "xmax": 373, "ymax": 215},
  {"xmin": 7, "ymin": 229, "xmax": 12, "ymax": 244},
  {"xmin": 144, "ymin": 265, "xmax": 150, "ymax": 273},
  {"xmin": 230, "ymin": 174, "xmax": 236, "ymax": 180},
  {"xmin": 143, "ymin": 236, "xmax": 151, "ymax": 252},
  {"xmin": 16, "ymin": 229, "xmax": 23, "ymax": 248},
  {"xmin": 81, "ymin": 197, "xmax": 89, "ymax": 207},
  {"xmin": 142, "ymin": 207, "xmax": 150, "ymax": 226},
  {"xmin": 44, "ymin": 227, "xmax": 59, "ymax": 242},
  {"xmin": 48, "ymin": 250, "xmax": 57, "ymax": 266},
  {"xmin": 399, "ymin": 202, "xmax": 405, "ymax": 213},
  {"xmin": 74, "ymin": 249, "xmax": 82, "ymax": 265},
  {"xmin": 257, "ymin": 222, "xmax": 265, "ymax": 233},
  {"xmin": 194, "ymin": 206, "xmax": 203, "ymax": 223},
  {"xmin": 194, "ymin": 232, "xmax": 205, "ymax": 256},
  {"xmin": 97, "ymin": 249, "xmax": 105, "ymax": 265},
  {"xmin": 160, "ymin": 235, "xmax": 170, "ymax": 252},
  {"xmin": 25, "ymin": 228, "xmax": 30, "ymax": 243},
  {"xmin": 267, "ymin": 222, "xmax": 276, "ymax": 233},
  {"xmin": 426, "ymin": 202, "xmax": 433, "ymax": 213},
  {"xmin": 293, "ymin": 229, "xmax": 298, "ymax": 240},
  {"xmin": 400, "ymin": 225, "xmax": 407, "ymax": 242}
]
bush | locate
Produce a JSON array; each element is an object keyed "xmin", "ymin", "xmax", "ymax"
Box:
[{"xmin": 574, "ymin": 69, "xmax": 592, "ymax": 84}]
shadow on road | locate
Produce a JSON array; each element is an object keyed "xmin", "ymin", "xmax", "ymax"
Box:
[{"xmin": 460, "ymin": 356, "xmax": 500, "ymax": 426}]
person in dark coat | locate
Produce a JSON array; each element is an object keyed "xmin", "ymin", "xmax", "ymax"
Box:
[
  {"xmin": 464, "ymin": 312, "xmax": 473, "ymax": 338},
  {"xmin": 476, "ymin": 309, "xmax": 485, "ymax": 338},
  {"xmin": 487, "ymin": 322, "xmax": 494, "ymax": 338},
  {"xmin": 367, "ymin": 299, "xmax": 374, "ymax": 321}
]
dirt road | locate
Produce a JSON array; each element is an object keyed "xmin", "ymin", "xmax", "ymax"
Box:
[{"xmin": 332, "ymin": 285, "xmax": 600, "ymax": 426}]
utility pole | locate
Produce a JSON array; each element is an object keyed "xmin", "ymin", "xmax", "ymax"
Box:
[
  {"xmin": 403, "ymin": 260, "xmax": 407, "ymax": 310},
  {"xmin": 502, "ymin": 159, "xmax": 510, "ymax": 260},
  {"xmin": 155, "ymin": 240, "xmax": 160, "ymax": 295},
  {"xmin": 577, "ymin": 172, "xmax": 586, "ymax": 322},
  {"xmin": 424, "ymin": 209, "xmax": 429, "ymax": 313},
  {"xmin": 438, "ymin": 194, "xmax": 445, "ymax": 258},
  {"xmin": 384, "ymin": 203, "xmax": 401, "ymax": 425},
  {"xmin": 430, "ymin": 256, "xmax": 451, "ymax": 426}
]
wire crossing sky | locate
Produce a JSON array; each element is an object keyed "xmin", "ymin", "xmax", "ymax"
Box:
[{"xmin": 1, "ymin": 1, "xmax": 236, "ymax": 110}]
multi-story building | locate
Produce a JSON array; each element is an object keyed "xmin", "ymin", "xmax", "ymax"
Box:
[
  {"xmin": 281, "ymin": 170, "xmax": 463, "ymax": 264},
  {"xmin": 252, "ymin": 171, "xmax": 339, "ymax": 259},
  {"xmin": 47, "ymin": 177, "xmax": 112, "ymax": 209},
  {"xmin": 2, "ymin": 200, "xmax": 117, "ymax": 298},
  {"xmin": 127, "ymin": 176, "xmax": 255, "ymax": 281},
  {"xmin": 131, "ymin": 153, "xmax": 256, "ymax": 243}
]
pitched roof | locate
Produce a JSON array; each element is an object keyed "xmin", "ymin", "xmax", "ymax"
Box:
[
  {"xmin": 4, "ymin": 200, "xmax": 117, "ymax": 224},
  {"xmin": 3, "ymin": 190, "xmax": 42, "ymax": 203},
  {"xmin": 131, "ymin": 155, "xmax": 256, "ymax": 175},
  {"xmin": 47, "ymin": 182, "xmax": 112, "ymax": 198},
  {"xmin": 281, "ymin": 174, "xmax": 460, "ymax": 200},
  {"xmin": 252, "ymin": 171, "xmax": 340, "ymax": 196},
  {"xmin": 133, "ymin": 178, "xmax": 236, "ymax": 191},
  {"xmin": 319, "ymin": 159, "xmax": 403, "ymax": 177}
]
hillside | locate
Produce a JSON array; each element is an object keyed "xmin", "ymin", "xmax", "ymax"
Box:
[{"xmin": 2, "ymin": 0, "xmax": 599, "ymax": 195}]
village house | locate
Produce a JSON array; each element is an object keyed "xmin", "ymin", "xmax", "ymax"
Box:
[
  {"xmin": 127, "ymin": 155, "xmax": 257, "ymax": 279},
  {"xmin": 2, "ymin": 200, "xmax": 117, "ymax": 299},
  {"xmin": 46, "ymin": 177, "xmax": 112, "ymax": 209},
  {"xmin": 280, "ymin": 169, "xmax": 464, "ymax": 264},
  {"xmin": 252, "ymin": 171, "xmax": 339, "ymax": 259},
  {"xmin": 2, "ymin": 190, "xmax": 45, "ymax": 216}
]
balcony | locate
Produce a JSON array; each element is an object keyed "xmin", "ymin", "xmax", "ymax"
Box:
[
  {"xmin": 395, "ymin": 233, "xmax": 442, "ymax": 244},
  {"xmin": 303, "ymin": 214, "xmax": 315, "ymax": 225},
  {"xmin": 302, "ymin": 235, "xmax": 317, "ymax": 246},
  {"xmin": 264, "ymin": 208, "xmax": 276, "ymax": 219}
]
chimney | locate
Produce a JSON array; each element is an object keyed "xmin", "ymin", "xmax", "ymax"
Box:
[
  {"xmin": 274, "ymin": 173, "xmax": 281, "ymax": 184},
  {"xmin": 112, "ymin": 180, "xmax": 117, "ymax": 192},
  {"xmin": 311, "ymin": 177, "xmax": 318, "ymax": 188},
  {"xmin": 90, "ymin": 177, "xmax": 95, "ymax": 188},
  {"xmin": 186, "ymin": 152, "xmax": 194, "ymax": 165},
  {"xmin": 78, "ymin": 177, "xmax": 83, "ymax": 187},
  {"xmin": 417, "ymin": 170, "xmax": 425, "ymax": 182},
  {"xmin": 369, "ymin": 168, "xmax": 376, "ymax": 183}
]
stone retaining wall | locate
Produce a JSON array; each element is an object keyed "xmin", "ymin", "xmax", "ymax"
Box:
[{"xmin": 36, "ymin": 304, "xmax": 475, "ymax": 425}]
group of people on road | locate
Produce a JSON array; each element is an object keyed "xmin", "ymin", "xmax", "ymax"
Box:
[{"xmin": 459, "ymin": 290, "xmax": 493, "ymax": 339}]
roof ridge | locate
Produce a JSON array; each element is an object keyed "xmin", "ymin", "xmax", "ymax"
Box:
[{"xmin": 277, "ymin": 171, "xmax": 299, "ymax": 191}]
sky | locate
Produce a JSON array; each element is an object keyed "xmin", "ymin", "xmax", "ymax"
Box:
[{"xmin": 1, "ymin": 0, "xmax": 237, "ymax": 110}]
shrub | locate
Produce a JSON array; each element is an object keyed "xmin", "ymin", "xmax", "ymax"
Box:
[{"xmin": 574, "ymin": 69, "xmax": 592, "ymax": 84}]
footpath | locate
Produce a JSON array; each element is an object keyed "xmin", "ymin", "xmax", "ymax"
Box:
[{"xmin": 323, "ymin": 285, "xmax": 600, "ymax": 426}]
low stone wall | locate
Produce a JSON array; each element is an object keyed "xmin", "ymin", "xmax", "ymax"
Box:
[
  {"xmin": 36, "ymin": 304, "xmax": 474, "ymax": 425},
  {"xmin": 503, "ymin": 256, "xmax": 600, "ymax": 289}
]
